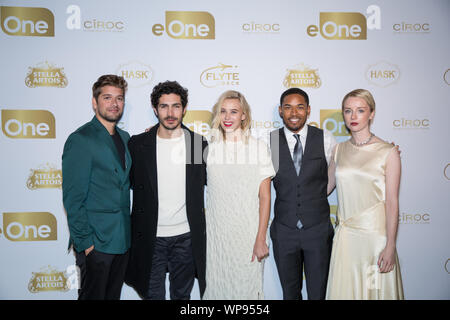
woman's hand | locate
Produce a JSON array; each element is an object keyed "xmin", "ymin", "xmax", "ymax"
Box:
[
  {"xmin": 252, "ymin": 239, "xmax": 269, "ymax": 262},
  {"xmin": 378, "ymin": 245, "xmax": 396, "ymax": 273}
]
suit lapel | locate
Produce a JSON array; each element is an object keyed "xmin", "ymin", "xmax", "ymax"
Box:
[{"xmin": 143, "ymin": 124, "xmax": 159, "ymax": 199}]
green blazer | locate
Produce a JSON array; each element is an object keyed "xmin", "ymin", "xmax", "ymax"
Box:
[{"xmin": 62, "ymin": 116, "xmax": 131, "ymax": 254}]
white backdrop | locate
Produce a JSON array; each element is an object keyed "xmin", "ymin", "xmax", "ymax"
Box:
[{"xmin": 0, "ymin": 0, "xmax": 449, "ymax": 300}]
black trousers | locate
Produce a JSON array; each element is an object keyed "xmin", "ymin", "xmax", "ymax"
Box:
[
  {"xmin": 75, "ymin": 249, "xmax": 129, "ymax": 300},
  {"xmin": 145, "ymin": 232, "xmax": 195, "ymax": 300},
  {"xmin": 270, "ymin": 220, "xmax": 334, "ymax": 300}
]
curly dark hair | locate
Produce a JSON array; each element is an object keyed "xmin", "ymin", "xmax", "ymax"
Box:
[
  {"xmin": 150, "ymin": 81, "xmax": 188, "ymax": 108},
  {"xmin": 92, "ymin": 74, "xmax": 128, "ymax": 102}
]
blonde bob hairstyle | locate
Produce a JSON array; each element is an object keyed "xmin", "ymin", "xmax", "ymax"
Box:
[
  {"xmin": 210, "ymin": 90, "xmax": 252, "ymax": 143},
  {"xmin": 342, "ymin": 88, "xmax": 376, "ymax": 113},
  {"xmin": 342, "ymin": 89, "xmax": 376, "ymax": 125}
]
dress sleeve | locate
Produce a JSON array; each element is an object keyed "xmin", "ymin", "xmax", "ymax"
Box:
[{"xmin": 257, "ymin": 139, "xmax": 276, "ymax": 182}]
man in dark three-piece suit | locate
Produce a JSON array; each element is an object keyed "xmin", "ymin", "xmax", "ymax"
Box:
[
  {"xmin": 125, "ymin": 81, "xmax": 207, "ymax": 300},
  {"xmin": 62, "ymin": 75, "xmax": 131, "ymax": 300},
  {"xmin": 270, "ymin": 88, "xmax": 337, "ymax": 300}
]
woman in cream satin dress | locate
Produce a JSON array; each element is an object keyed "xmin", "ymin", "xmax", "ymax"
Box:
[{"xmin": 326, "ymin": 89, "xmax": 404, "ymax": 300}]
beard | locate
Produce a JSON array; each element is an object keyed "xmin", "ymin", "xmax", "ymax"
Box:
[{"xmin": 98, "ymin": 109, "xmax": 123, "ymax": 123}]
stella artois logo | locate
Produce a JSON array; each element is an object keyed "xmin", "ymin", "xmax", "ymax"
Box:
[
  {"xmin": 28, "ymin": 266, "xmax": 70, "ymax": 293},
  {"xmin": 27, "ymin": 163, "xmax": 62, "ymax": 190},
  {"xmin": 283, "ymin": 63, "xmax": 321, "ymax": 89},
  {"xmin": 25, "ymin": 61, "xmax": 68, "ymax": 88}
]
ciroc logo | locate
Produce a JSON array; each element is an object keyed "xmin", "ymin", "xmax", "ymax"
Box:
[
  {"xmin": 399, "ymin": 212, "xmax": 431, "ymax": 224},
  {"xmin": 66, "ymin": 5, "xmax": 125, "ymax": 32},
  {"xmin": 242, "ymin": 21, "xmax": 280, "ymax": 34},
  {"xmin": 1, "ymin": 109, "xmax": 56, "ymax": 139},
  {"xmin": 392, "ymin": 118, "xmax": 430, "ymax": 130},
  {"xmin": 1, "ymin": 6, "xmax": 54, "ymax": 37},
  {"xmin": 200, "ymin": 63, "xmax": 239, "ymax": 88},
  {"xmin": 152, "ymin": 11, "xmax": 215, "ymax": 39},
  {"xmin": 2, "ymin": 212, "xmax": 57, "ymax": 241}
]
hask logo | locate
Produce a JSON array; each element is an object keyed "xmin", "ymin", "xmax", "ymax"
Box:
[
  {"xmin": 1, "ymin": 109, "xmax": 55, "ymax": 139},
  {"xmin": 183, "ymin": 110, "xmax": 212, "ymax": 136},
  {"xmin": 310, "ymin": 109, "xmax": 350, "ymax": 137},
  {"xmin": 116, "ymin": 61, "xmax": 153, "ymax": 88},
  {"xmin": 25, "ymin": 61, "xmax": 68, "ymax": 88},
  {"xmin": 1, "ymin": 6, "xmax": 54, "ymax": 37},
  {"xmin": 200, "ymin": 63, "xmax": 239, "ymax": 88},
  {"xmin": 1, "ymin": 212, "xmax": 57, "ymax": 241},
  {"xmin": 152, "ymin": 11, "xmax": 215, "ymax": 39},
  {"xmin": 307, "ymin": 5, "xmax": 380, "ymax": 40},
  {"xmin": 366, "ymin": 61, "xmax": 400, "ymax": 87}
]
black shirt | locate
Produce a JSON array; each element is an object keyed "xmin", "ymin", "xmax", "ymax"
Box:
[{"xmin": 111, "ymin": 131, "xmax": 125, "ymax": 170}]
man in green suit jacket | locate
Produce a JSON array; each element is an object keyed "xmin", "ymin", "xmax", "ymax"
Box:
[{"xmin": 62, "ymin": 75, "xmax": 131, "ymax": 300}]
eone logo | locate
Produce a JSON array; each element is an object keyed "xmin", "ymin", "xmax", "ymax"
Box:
[
  {"xmin": 1, "ymin": 109, "xmax": 55, "ymax": 139},
  {"xmin": 152, "ymin": 11, "xmax": 215, "ymax": 39},
  {"xmin": 1, "ymin": 6, "xmax": 54, "ymax": 37},
  {"xmin": 307, "ymin": 5, "xmax": 381, "ymax": 40}
]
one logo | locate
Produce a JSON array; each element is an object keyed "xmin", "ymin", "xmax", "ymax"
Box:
[
  {"xmin": 25, "ymin": 61, "xmax": 68, "ymax": 88},
  {"xmin": 392, "ymin": 118, "xmax": 430, "ymax": 130},
  {"xmin": 444, "ymin": 69, "xmax": 450, "ymax": 86},
  {"xmin": 183, "ymin": 110, "xmax": 212, "ymax": 136},
  {"xmin": 2, "ymin": 212, "xmax": 57, "ymax": 241},
  {"xmin": 307, "ymin": 5, "xmax": 381, "ymax": 40},
  {"xmin": 1, "ymin": 109, "xmax": 56, "ymax": 139},
  {"xmin": 242, "ymin": 22, "xmax": 280, "ymax": 34},
  {"xmin": 66, "ymin": 5, "xmax": 125, "ymax": 32},
  {"xmin": 28, "ymin": 266, "xmax": 69, "ymax": 293},
  {"xmin": 116, "ymin": 61, "xmax": 153, "ymax": 88},
  {"xmin": 309, "ymin": 109, "xmax": 350, "ymax": 137},
  {"xmin": 445, "ymin": 259, "xmax": 450, "ymax": 274},
  {"xmin": 27, "ymin": 163, "xmax": 62, "ymax": 190},
  {"xmin": 1, "ymin": 6, "xmax": 54, "ymax": 37},
  {"xmin": 366, "ymin": 61, "xmax": 400, "ymax": 87},
  {"xmin": 398, "ymin": 212, "xmax": 431, "ymax": 224},
  {"xmin": 393, "ymin": 22, "xmax": 430, "ymax": 34},
  {"xmin": 283, "ymin": 64, "xmax": 321, "ymax": 89},
  {"xmin": 200, "ymin": 63, "xmax": 239, "ymax": 88},
  {"xmin": 152, "ymin": 11, "xmax": 215, "ymax": 39}
]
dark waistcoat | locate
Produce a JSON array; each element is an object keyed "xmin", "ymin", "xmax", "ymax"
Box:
[{"xmin": 270, "ymin": 126, "xmax": 330, "ymax": 229}]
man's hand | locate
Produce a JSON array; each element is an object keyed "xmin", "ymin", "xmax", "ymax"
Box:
[{"xmin": 85, "ymin": 245, "xmax": 94, "ymax": 256}]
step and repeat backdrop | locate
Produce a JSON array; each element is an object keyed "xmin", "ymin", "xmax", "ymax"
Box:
[{"xmin": 0, "ymin": 0, "xmax": 449, "ymax": 300}]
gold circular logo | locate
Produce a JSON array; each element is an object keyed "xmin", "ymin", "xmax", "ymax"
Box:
[
  {"xmin": 444, "ymin": 69, "xmax": 450, "ymax": 85},
  {"xmin": 444, "ymin": 163, "xmax": 450, "ymax": 180}
]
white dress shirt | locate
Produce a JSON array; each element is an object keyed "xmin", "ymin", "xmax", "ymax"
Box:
[{"xmin": 283, "ymin": 125, "xmax": 337, "ymax": 166}]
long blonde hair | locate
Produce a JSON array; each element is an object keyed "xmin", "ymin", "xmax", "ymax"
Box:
[{"xmin": 210, "ymin": 90, "xmax": 252, "ymax": 143}]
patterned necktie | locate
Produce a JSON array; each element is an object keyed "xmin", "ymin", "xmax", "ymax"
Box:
[{"xmin": 293, "ymin": 134, "xmax": 303, "ymax": 176}]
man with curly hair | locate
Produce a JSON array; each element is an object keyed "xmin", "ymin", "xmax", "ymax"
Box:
[{"xmin": 125, "ymin": 81, "xmax": 208, "ymax": 300}]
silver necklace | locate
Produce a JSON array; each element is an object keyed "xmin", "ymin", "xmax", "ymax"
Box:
[{"xmin": 351, "ymin": 133, "xmax": 374, "ymax": 146}]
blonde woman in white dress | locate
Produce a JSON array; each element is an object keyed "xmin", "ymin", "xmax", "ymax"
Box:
[
  {"xmin": 326, "ymin": 89, "xmax": 404, "ymax": 299},
  {"xmin": 202, "ymin": 90, "xmax": 275, "ymax": 300}
]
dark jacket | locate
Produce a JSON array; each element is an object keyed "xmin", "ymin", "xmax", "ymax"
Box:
[{"xmin": 124, "ymin": 124, "xmax": 207, "ymax": 298}]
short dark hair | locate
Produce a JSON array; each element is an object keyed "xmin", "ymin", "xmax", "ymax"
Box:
[
  {"xmin": 279, "ymin": 88, "xmax": 309, "ymax": 106},
  {"xmin": 92, "ymin": 74, "xmax": 127, "ymax": 102},
  {"xmin": 151, "ymin": 81, "xmax": 188, "ymax": 108}
]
